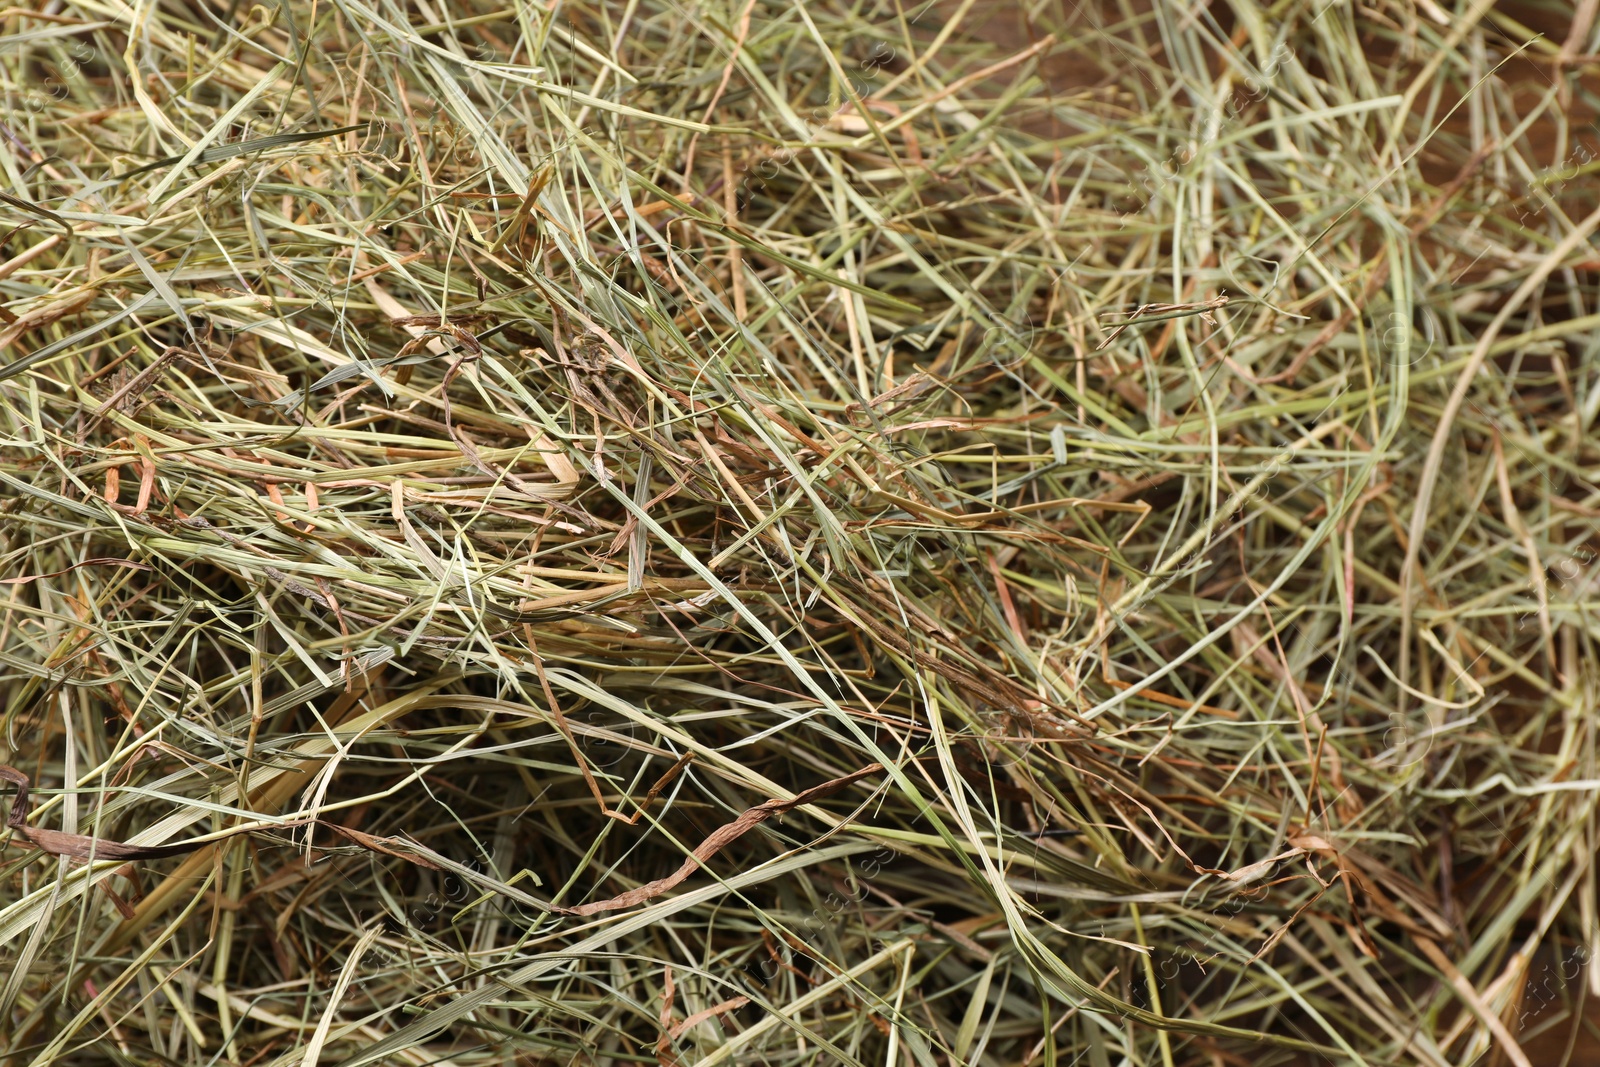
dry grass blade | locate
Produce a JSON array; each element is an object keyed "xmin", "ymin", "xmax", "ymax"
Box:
[{"xmin": 557, "ymin": 762, "xmax": 886, "ymax": 916}]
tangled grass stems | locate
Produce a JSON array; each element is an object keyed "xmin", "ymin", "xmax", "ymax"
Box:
[{"xmin": 0, "ymin": 0, "xmax": 1599, "ymax": 1065}]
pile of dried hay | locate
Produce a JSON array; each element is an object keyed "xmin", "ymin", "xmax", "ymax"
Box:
[{"xmin": 2, "ymin": 1, "xmax": 1598, "ymax": 1064}]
